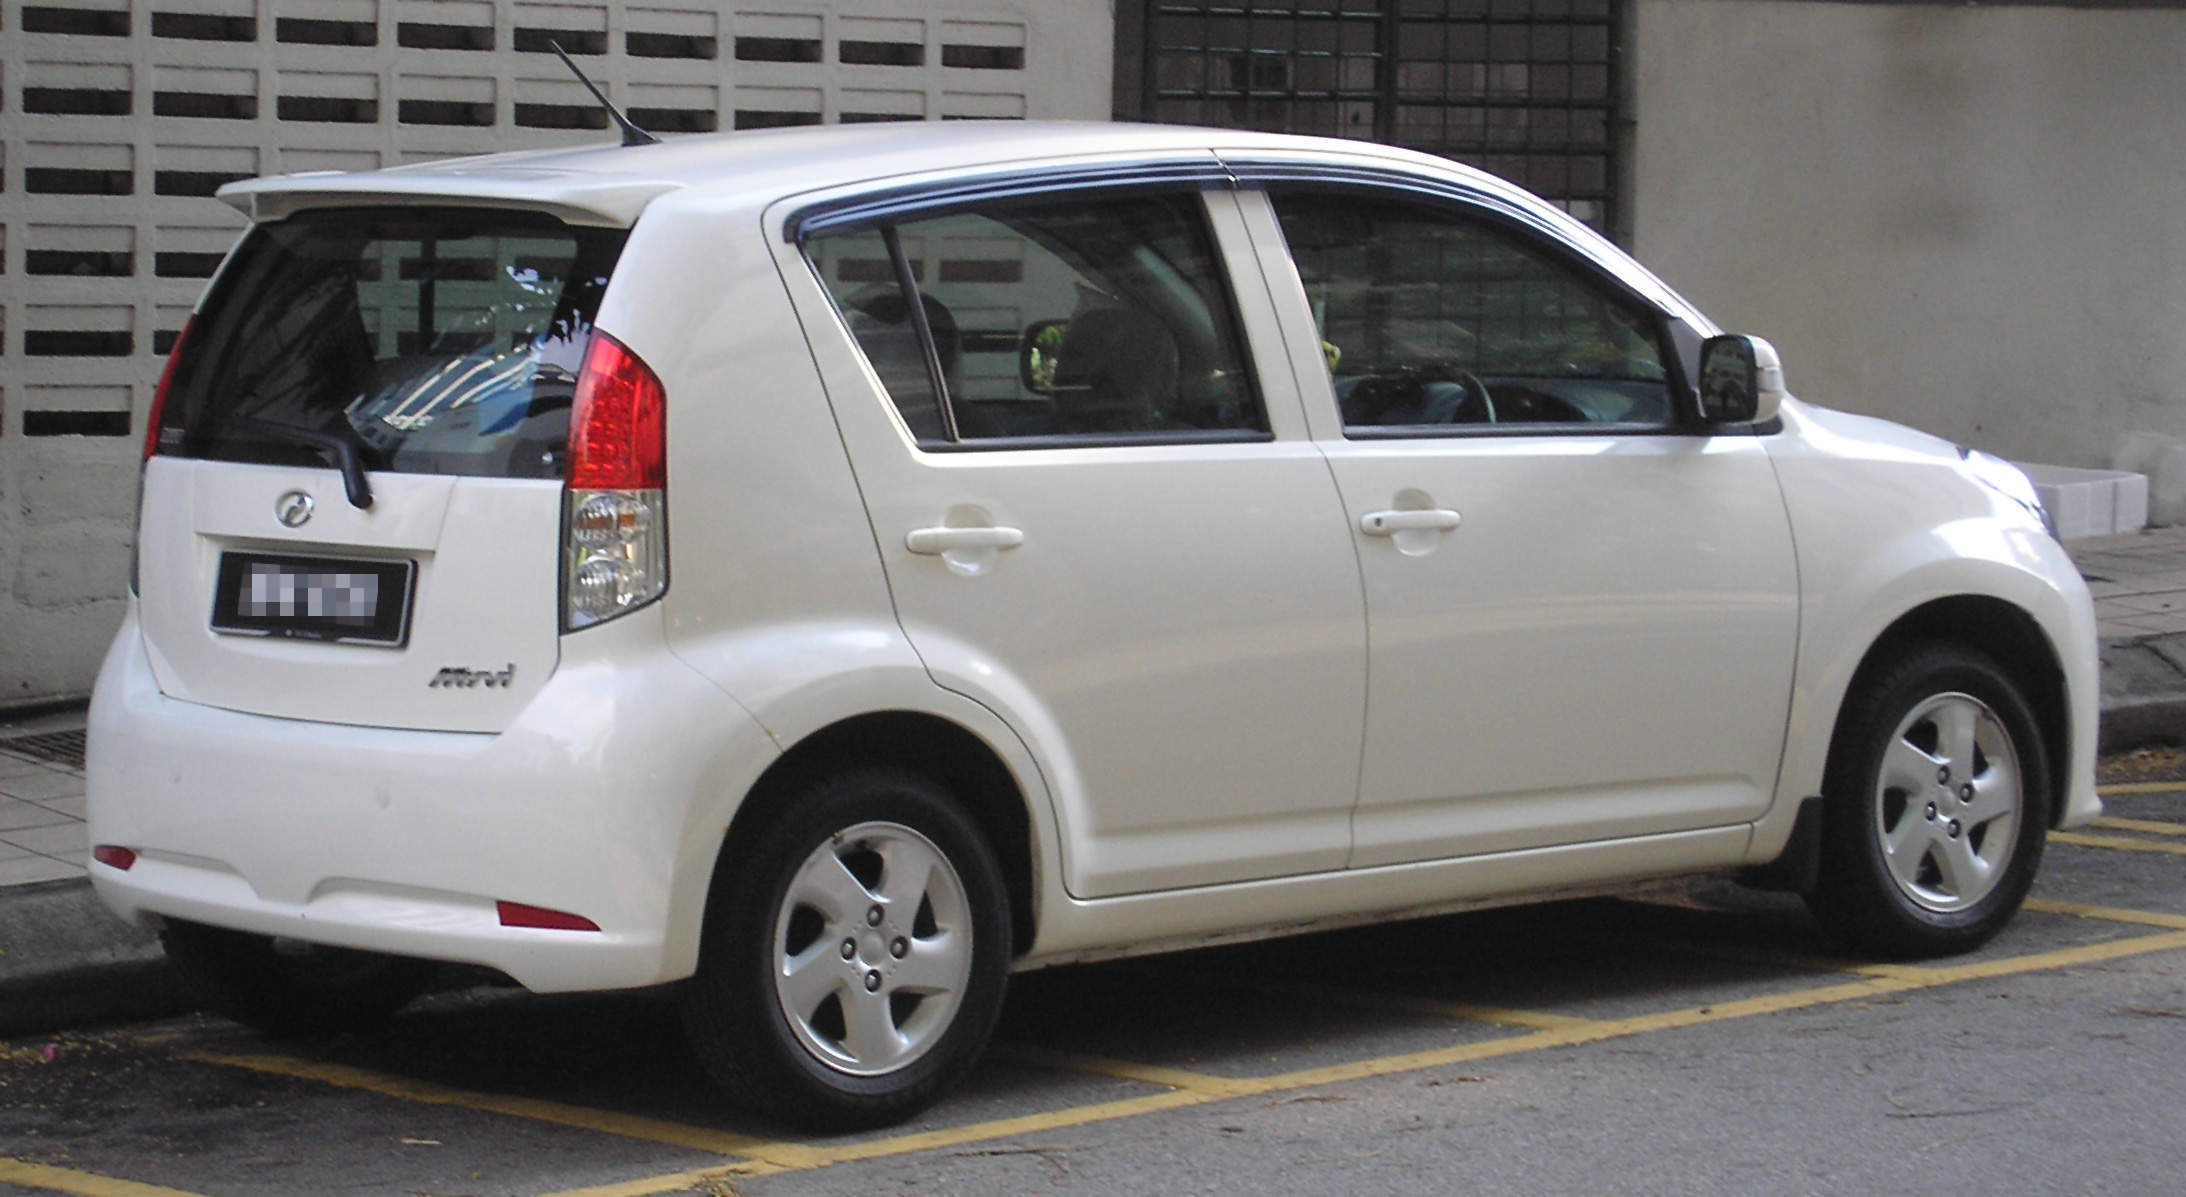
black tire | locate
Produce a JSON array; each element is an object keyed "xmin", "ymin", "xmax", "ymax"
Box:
[
  {"xmin": 681, "ymin": 767, "xmax": 1012, "ymax": 1131},
  {"xmin": 1805, "ymin": 642, "xmax": 2050, "ymax": 959},
  {"xmin": 159, "ymin": 920, "xmax": 438, "ymax": 1037}
]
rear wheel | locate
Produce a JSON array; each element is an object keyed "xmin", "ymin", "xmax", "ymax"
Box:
[
  {"xmin": 159, "ymin": 920, "xmax": 437, "ymax": 1037},
  {"xmin": 682, "ymin": 768, "xmax": 1011, "ymax": 1131},
  {"xmin": 1806, "ymin": 642, "xmax": 2050, "ymax": 958}
]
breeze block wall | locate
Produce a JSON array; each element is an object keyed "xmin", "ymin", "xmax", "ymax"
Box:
[{"xmin": 0, "ymin": 0, "xmax": 1113, "ymax": 708}]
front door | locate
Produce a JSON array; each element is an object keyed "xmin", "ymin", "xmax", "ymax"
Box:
[
  {"xmin": 1256, "ymin": 186, "xmax": 1800, "ymax": 867},
  {"xmin": 786, "ymin": 180, "xmax": 1367, "ymax": 899}
]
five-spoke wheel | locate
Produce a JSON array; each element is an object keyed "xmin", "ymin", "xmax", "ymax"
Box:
[
  {"xmin": 683, "ymin": 768, "xmax": 1010, "ymax": 1130},
  {"xmin": 772, "ymin": 821, "xmax": 976, "ymax": 1077},
  {"xmin": 1808, "ymin": 642, "xmax": 2050, "ymax": 958},
  {"xmin": 1870, "ymin": 691, "xmax": 2022, "ymax": 913}
]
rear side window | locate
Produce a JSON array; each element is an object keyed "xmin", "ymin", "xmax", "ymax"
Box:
[
  {"xmin": 156, "ymin": 207, "xmax": 628, "ymax": 480},
  {"xmin": 803, "ymin": 190, "xmax": 1265, "ymax": 445}
]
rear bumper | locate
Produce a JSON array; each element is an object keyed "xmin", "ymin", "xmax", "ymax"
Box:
[{"xmin": 86, "ymin": 604, "xmax": 774, "ymax": 993}]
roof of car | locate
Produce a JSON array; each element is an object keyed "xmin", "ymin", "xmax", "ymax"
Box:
[{"xmin": 218, "ymin": 120, "xmax": 1522, "ymax": 228}]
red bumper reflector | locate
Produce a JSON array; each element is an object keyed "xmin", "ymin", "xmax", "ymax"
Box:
[
  {"xmin": 92, "ymin": 845, "xmax": 137, "ymax": 871},
  {"xmin": 495, "ymin": 900, "xmax": 601, "ymax": 932}
]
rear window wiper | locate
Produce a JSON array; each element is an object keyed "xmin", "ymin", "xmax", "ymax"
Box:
[{"xmin": 237, "ymin": 418, "xmax": 375, "ymax": 510}]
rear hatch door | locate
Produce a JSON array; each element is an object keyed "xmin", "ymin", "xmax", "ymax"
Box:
[{"xmin": 139, "ymin": 205, "xmax": 628, "ymax": 733}]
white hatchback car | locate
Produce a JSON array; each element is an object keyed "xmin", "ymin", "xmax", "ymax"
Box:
[{"xmin": 90, "ymin": 121, "xmax": 2099, "ymax": 1129}]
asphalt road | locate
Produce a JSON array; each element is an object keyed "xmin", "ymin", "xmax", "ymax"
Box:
[{"xmin": 3, "ymin": 778, "xmax": 2184, "ymax": 1197}]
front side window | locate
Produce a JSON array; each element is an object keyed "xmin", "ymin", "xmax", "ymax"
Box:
[
  {"xmin": 1270, "ymin": 190, "xmax": 1674, "ymax": 432},
  {"xmin": 804, "ymin": 190, "xmax": 1265, "ymax": 443},
  {"xmin": 157, "ymin": 206, "xmax": 628, "ymax": 479}
]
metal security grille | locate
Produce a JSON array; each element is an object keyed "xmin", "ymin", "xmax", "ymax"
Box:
[
  {"xmin": 0, "ymin": 730, "xmax": 88, "ymax": 771},
  {"xmin": 1123, "ymin": 0, "xmax": 1621, "ymax": 233}
]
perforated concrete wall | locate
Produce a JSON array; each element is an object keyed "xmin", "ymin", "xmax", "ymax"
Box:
[{"xmin": 0, "ymin": 0, "xmax": 1111, "ymax": 706}]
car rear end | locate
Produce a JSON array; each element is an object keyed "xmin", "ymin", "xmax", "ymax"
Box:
[{"xmin": 88, "ymin": 191, "xmax": 758, "ymax": 992}]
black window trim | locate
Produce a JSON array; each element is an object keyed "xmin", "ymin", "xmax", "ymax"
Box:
[
  {"xmin": 793, "ymin": 162, "xmax": 1282, "ymax": 452},
  {"xmin": 784, "ymin": 158, "xmax": 1237, "ymax": 245},
  {"xmin": 1231, "ymin": 160, "xmax": 1726, "ymax": 438}
]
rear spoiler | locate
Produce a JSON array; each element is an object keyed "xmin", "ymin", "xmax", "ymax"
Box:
[{"xmin": 219, "ymin": 168, "xmax": 680, "ymax": 228}]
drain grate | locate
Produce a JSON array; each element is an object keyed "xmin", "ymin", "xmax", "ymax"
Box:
[{"xmin": 0, "ymin": 729, "xmax": 88, "ymax": 771}]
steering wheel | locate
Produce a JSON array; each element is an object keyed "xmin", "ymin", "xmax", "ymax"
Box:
[{"xmin": 1459, "ymin": 372, "xmax": 1496, "ymax": 424}]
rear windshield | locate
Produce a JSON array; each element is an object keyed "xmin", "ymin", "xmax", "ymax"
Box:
[{"xmin": 155, "ymin": 207, "xmax": 628, "ymax": 480}]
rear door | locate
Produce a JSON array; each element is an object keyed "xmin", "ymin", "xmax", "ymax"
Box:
[
  {"xmin": 785, "ymin": 178, "xmax": 1369, "ymax": 899},
  {"xmin": 138, "ymin": 206, "xmax": 628, "ymax": 733}
]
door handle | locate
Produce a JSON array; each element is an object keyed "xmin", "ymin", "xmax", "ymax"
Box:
[
  {"xmin": 906, "ymin": 525, "xmax": 1025, "ymax": 554},
  {"xmin": 1359, "ymin": 508, "xmax": 1462, "ymax": 536}
]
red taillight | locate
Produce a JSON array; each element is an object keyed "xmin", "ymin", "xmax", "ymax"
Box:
[
  {"xmin": 496, "ymin": 900, "xmax": 601, "ymax": 932},
  {"xmin": 144, "ymin": 317, "xmax": 192, "ymax": 461},
  {"xmin": 92, "ymin": 845, "xmax": 137, "ymax": 871},
  {"xmin": 566, "ymin": 332, "xmax": 665, "ymax": 489}
]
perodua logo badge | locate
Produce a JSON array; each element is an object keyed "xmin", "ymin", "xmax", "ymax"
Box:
[{"xmin": 275, "ymin": 491, "xmax": 315, "ymax": 528}]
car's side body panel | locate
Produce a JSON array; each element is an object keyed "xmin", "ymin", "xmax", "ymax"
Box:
[
  {"xmin": 1220, "ymin": 177, "xmax": 1802, "ymax": 867},
  {"xmin": 763, "ymin": 176, "xmax": 1372, "ymax": 900},
  {"xmin": 1755, "ymin": 399, "xmax": 2102, "ymax": 847}
]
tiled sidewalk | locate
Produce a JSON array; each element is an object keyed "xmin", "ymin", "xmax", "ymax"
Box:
[
  {"xmin": 0, "ymin": 748, "xmax": 87, "ymax": 886},
  {"xmin": 2070, "ymin": 525, "xmax": 2186, "ymax": 640}
]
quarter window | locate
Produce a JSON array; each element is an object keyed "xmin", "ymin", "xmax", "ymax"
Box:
[
  {"xmin": 1270, "ymin": 190, "xmax": 1673, "ymax": 432},
  {"xmin": 805, "ymin": 191, "xmax": 1265, "ymax": 443}
]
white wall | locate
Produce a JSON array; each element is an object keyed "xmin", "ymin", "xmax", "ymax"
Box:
[
  {"xmin": 1630, "ymin": 0, "xmax": 2186, "ymax": 469},
  {"xmin": 0, "ymin": 0, "xmax": 1112, "ymax": 707}
]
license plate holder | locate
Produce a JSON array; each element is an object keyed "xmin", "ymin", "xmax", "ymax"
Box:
[{"xmin": 210, "ymin": 552, "xmax": 416, "ymax": 647}]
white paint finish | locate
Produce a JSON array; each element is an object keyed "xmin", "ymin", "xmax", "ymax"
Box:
[
  {"xmin": 838, "ymin": 436, "xmax": 1368, "ymax": 899},
  {"xmin": 88, "ymin": 601, "xmax": 775, "ymax": 992},
  {"xmin": 136, "ymin": 457, "xmax": 562, "ymax": 733},
  {"xmin": 770, "ymin": 181, "xmax": 1367, "ymax": 899},
  {"xmin": 90, "ymin": 124, "xmax": 2106, "ymax": 997},
  {"xmin": 1756, "ymin": 399, "xmax": 2103, "ymax": 845},
  {"xmin": 1024, "ymin": 825, "xmax": 1752, "ymax": 966},
  {"xmin": 1234, "ymin": 174, "xmax": 1798, "ymax": 864},
  {"xmin": 1320, "ymin": 431, "xmax": 1801, "ymax": 865},
  {"xmin": 1631, "ymin": 0, "xmax": 2186, "ymax": 471}
]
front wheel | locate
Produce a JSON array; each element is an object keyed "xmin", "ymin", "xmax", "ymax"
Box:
[
  {"xmin": 682, "ymin": 768, "xmax": 1011, "ymax": 1131},
  {"xmin": 1805, "ymin": 642, "xmax": 2050, "ymax": 958}
]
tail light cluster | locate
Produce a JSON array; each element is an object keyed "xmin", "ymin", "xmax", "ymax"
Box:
[
  {"xmin": 563, "ymin": 332, "xmax": 668, "ymax": 630},
  {"xmin": 132, "ymin": 317, "xmax": 194, "ymax": 595}
]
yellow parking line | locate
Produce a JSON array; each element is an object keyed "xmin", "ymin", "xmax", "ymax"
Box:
[
  {"xmin": 2096, "ymin": 781, "xmax": 2186, "ymax": 795},
  {"xmin": 995, "ymin": 1044, "xmax": 1254, "ymax": 1096},
  {"xmin": 2023, "ymin": 898, "xmax": 2186, "ymax": 930},
  {"xmin": 183, "ymin": 1053, "xmax": 831, "ymax": 1169},
  {"xmin": 538, "ymin": 928, "xmax": 2186, "ymax": 1197},
  {"xmin": 2053, "ymin": 831, "xmax": 2186, "ymax": 858},
  {"xmin": 0, "ymin": 1159, "xmax": 210, "ymax": 1197},
  {"xmin": 2092, "ymin": 816, "xmax": 2186, "ymax": 837}
]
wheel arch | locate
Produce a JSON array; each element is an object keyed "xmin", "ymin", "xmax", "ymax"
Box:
[
  {"xmin": 1832, "ymin": 595, "xmax": 2071, "ymax": 828},
  {"xmin": 717, "ymin": 711, "xmax": 1039, "ymax": 956}
]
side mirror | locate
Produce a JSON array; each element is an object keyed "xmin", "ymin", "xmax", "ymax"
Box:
[
  {"xmin": 1018, "ymin": 319, "xmax": 1069, "ymax": 395},
  {"xmin": 1697, "ymin": 334, "xmax": 1787, "ymax": 425}
]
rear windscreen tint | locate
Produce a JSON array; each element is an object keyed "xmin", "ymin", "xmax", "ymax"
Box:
[{"xmin": 155, "ymin": 207, "xmax": 629, "ymax": 480}]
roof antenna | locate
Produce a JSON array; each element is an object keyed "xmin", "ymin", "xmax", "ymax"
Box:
[{"xmin": 548, "ymin": 39, "xmax": 660, "ymax": 147}]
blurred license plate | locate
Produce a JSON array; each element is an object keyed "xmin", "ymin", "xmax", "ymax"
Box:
[{"xmin": 209, "ymin": 552, "xmax": 415, "ymax": 647}]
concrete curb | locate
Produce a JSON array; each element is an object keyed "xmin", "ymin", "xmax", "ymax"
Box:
[{"xmin": 0, "ymin": 877, "xmax": 194, "ymax": 1038}]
